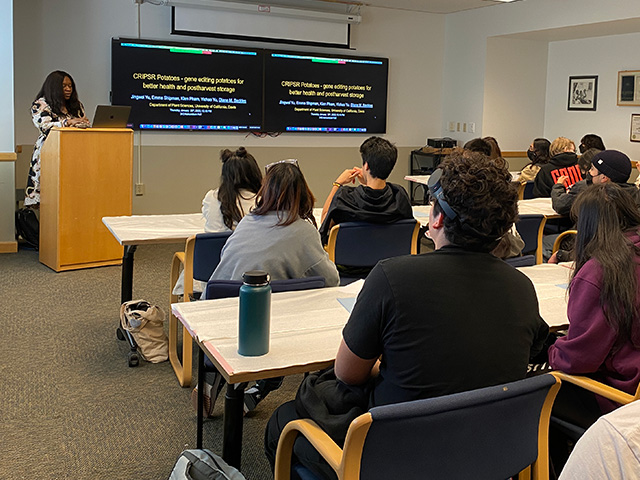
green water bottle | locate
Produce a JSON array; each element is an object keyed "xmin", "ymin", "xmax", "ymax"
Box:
[{"xmin": 238, "ymin": 270, "xmax": 271, "ymax": 356}]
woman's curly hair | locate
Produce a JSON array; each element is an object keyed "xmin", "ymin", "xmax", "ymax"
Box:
[{"xmin": 434, "ymin": 151, "xmax": 518, "ymax": 252}]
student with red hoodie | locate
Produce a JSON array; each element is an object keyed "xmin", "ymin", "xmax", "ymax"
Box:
[{"xmin": 533, "ymin": 137, "xmax": 582, "ymax": 197}]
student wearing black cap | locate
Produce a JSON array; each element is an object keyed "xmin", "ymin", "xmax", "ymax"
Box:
[{"xmin": 551, "ymin": 149, "xmax": 640, "ymax": 216}]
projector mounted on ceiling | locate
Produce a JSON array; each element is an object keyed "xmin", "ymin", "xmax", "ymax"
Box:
[{"xmin": 138, "ymin": 0, "xmax": 361, "ymax": 24}]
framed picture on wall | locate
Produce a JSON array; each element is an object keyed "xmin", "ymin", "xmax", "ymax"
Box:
[
  {"xmin": 618, "ymin": 71, "xmax": 640, "ymax": 106},
  {"xmin": 631, "ymin": 114, "xmax": 640, "ymax": 142},
  {"xmin": 568, "ymin": 75, "xmax": 598, "ymax": 111}
]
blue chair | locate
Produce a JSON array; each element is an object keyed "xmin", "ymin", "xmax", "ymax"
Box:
[
  {"xmin": 326, "ymin": 219, "xmax": 420, "ymax": 285},
  {"xmin": 205, "ymin": 276, "xmax": 326, "ymax": 299},
  {"xmin": 169, "ymin": 231, "xmax": 232, "ymax": 387},
  {"xmin": 516, "ymin": 214, "xmax": 547, "ymax": 264},
  {"xmin": 275, "ymin": 373, "xmax": 561, "ymax": 480},
  {"xmin": 517, "ymin": 181, "xmax": 536, "ymax": 200},
  {"xmin": 550, "ymin": 371, "xmax": 640, "ymax": 442},
  {"xmin": 505, "ymin": 254, "xmax": 536, "ymax": 268}
]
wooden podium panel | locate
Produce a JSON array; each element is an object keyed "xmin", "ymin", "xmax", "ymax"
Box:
[{"xmin": 40, "ymin": 128, "xmax": 133, "ymax": 271}]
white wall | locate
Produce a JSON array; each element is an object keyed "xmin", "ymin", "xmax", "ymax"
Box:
[
  {"xmin": 482, "ymin": 37, "xmax": 548, "ymax": 150},
  {"xmin": 14, "ymin": 1, "xmax": 444, "ymax": 148},
  {"xmin": 544, "ymin": 32, "xmax": 640, "ymax": 159},
  {"xmin": 13, "ymin": 0, "xmax": 444, "ymax": 213},
  {"xmin": 443, "ymin": 0, "xmax": 640, "ymax": 151}
]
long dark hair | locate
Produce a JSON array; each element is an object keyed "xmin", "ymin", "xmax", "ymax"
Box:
[
  {"xmin": 35, "ymin": 70, "xmax": 83, "ymax": 117},
  {"xmin": 217, "ymin": 147, "xmax": 262, "ymax": 229},
  {"xmin": 252, "ymin": 162, "xmax": 316, "ymax": 227},
  {"xmin": 530, "ymin": 138, "xmax": 551, "ymax": 166},
  {"xmin": 571, "ymin": 183, "xmax": 640, "ymax": 349}
]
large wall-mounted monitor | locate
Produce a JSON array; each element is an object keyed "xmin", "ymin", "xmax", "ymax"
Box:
[
  {"xmin": 111, "ymin": 38, "xmax": 263, "ymax": 131},
  {"xmin": 264, "ymin": 51, "xmax": 388, "ymax": 133},
  {"xmin": 111, "ymin": 38, "xmax": 389, "ymax": 134}
]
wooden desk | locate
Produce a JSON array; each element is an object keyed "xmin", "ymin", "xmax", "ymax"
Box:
[
  {"xmin": 172, "ymin": 284, "xmax": 358, "ymax": 468},
  {"xmin": 172, "ymin": 263, "xmax": 569, "ymax": 468},
  {"xmin": 517, "ymin": 198, "xmax": 564, "ymax": 264},
  {"xmin": 518, "ymin": 263, "xmax": 571, "ymax": 329},
  {"xmin": 103, "ymin": 213, "xmax": 206, "ymax": 366},
  {"xmin": 517, "ymin": 197, "xmax": 561, "ymax": 218}
]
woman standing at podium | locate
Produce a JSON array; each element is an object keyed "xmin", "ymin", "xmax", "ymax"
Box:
[{"xmin": 24, "ymin": 70, "xmax": 89, "ymax": 207}]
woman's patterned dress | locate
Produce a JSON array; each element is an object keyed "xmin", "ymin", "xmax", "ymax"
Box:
[{"xmin": 24, "ymin": 97, "xmax": 85, "ymax": 206}]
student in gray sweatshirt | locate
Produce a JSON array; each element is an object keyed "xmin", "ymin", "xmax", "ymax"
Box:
[
  {"xmin": 210, "ymin": 159, "xmax": 339, "ymax": 286},
  {"xmin": 199, "ymin": 160, "xmax": 340, "ymax": 415}
]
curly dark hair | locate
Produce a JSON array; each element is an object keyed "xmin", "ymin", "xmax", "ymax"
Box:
[{"xmin": 433, "ymin": 151, "xmax": 518, "ymax": 252}]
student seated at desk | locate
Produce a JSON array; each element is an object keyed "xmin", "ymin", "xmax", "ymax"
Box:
[
  {"xmin": 546, "ymin": 183, "xmax": 640, "ymax": 472},
  {"xmin": 318, "ymin": 136, "xmax": 413, "ymax": 246},
  {"xmin": 265, "ymin": 151, "xmax": 549, "ymax": 480},
  {"xmin": 202, "ymin": 147, "xmax": 262, "ymax": 233},
  {"xmin": 533, "ymin": 137, "xmax": 582, "ymax": 198},
  {"xmin": 198, "ymin": 160, "xmax": 339, "ymax": 415},
  {"xmin": 520, "ymin": 137, "xmax": 551, "ymax": 184},
  {"xmin": 173, "ymin": 147, "xmax": 262, "ymax": 296},
  {"xmin": 210, "ymin": 159, "xmax": 339, "ymax": 286},
  {"xmin": 547, "ymin": 150, "xmax": 639, "ymax": 263}
]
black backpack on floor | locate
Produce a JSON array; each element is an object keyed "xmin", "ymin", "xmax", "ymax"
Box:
[{"xmin": 15, "ymin": 207, "xmax": 39, "ymax": 250}]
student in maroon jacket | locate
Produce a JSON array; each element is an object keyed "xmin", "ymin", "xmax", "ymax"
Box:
[{"xmin": 548, "ymin": 183, "xmax": 640, "ymax": 470}]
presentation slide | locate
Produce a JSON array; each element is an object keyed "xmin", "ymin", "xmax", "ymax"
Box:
[
  {"xmin": 111, "ymin": 40, "xmax": 263, "ymax": 131},
  {"xmin": 263, "ymin": 52, "xmax": 388, "ymax": 133}
]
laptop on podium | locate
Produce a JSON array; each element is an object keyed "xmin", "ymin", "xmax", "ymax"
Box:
[{"xmin": 91, "ymin": 105, "xmax": 131, "ymax": 128}]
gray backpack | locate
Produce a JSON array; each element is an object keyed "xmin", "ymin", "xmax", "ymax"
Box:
[{"xmin": 168, "ymin": 449, "xmax": 245, "ymax": 480}]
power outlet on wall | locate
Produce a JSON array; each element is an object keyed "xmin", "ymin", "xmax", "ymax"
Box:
[{"xmin": 135, "ymin": 183, "xmax": 145, "ymax": 196}]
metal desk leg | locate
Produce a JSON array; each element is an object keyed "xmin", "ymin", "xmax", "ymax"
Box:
[
  {"xmin": 197, "ymin": 347, "xmax": 205, "ymax": 448},
  {"xmin": 223, "ymin": 381, "xmax": 247, "ymax": 469},
  {"xmin": 116, "ymin": 245, "xmax": 139, "ymax": 367},
  {"xmin": 121, "ymin": 244, "xmax": 137, "ymax": 303}
]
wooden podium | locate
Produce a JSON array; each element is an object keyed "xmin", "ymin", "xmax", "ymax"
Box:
[{"xmin": 40, "ymin": 128, "xmax": 133, "ymax": 271}]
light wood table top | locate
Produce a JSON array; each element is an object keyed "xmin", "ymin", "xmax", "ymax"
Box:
[{"xmin": 102, "ymin": 213, "xmax": 206, "ymax": 245}]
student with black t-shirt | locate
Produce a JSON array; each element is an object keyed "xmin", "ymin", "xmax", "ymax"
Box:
[{"xmin": 264, "ymin": 151, "xmax": 549, "ymax": 480}]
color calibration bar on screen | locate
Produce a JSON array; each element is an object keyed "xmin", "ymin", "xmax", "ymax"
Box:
[
  {"xmin": 286, "ymin": 127, "xmax": 367, "ymax": 132},
  {"xmin": 139, "ymin": 124, "xmax": 260, "ymax": 130}
]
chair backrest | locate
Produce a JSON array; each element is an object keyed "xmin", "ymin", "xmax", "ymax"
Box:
[
  {"xmin": 191, "ymin": 231, "xmax": 233, "ymax": 283},
  {"xmin": 327, "ymin": 219, "xmax": 420, "ymax": 267},
  {"xmin": 348, "ymin": 374, "xmax": 560, "ymax": 480},
  {"xmin": 504, "ymin": 254, "xmax": 536, "ymax": 268},
  {"xmin": 205, "ymin": 276, "xmax": 326, "ymax": 300},
  {"xmin": 516, "ymin": 214, "xmax": 546, "ymax": 261},
  {"xmin": 523, "ymin": 181, "xmax": 536, "ymax": 200},
  {"xmin": 552, "ymin": 229, "xmax": 577, "ymax": 254},
  {"xmin": 516, "ymin": 182, "xmax": 537, "ymax": 201}
]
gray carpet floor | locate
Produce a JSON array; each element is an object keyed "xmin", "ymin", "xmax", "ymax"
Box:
[{"xmin": 1, "ymin": 243, "xmax": 299, "ymax": 479}]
